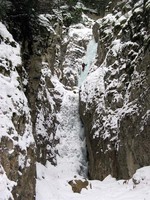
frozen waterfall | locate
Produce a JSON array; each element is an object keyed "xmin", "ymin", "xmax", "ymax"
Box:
[{"xmin": 78, "ymin": 38, "xmax": 98, "ymax": 87}]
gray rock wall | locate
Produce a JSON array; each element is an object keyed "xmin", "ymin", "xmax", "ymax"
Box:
[
  {"xmin": 1, "ymin": 0, "xmax": 84, "ymax": 197},
  {"xmin": 0, "ymin": 2, "xmax": 68, "ymax": 198},
  {"xmin": 80, "ymin": 0, "xmax": 150, "ymax": 180},
  {"xmin": 0, "ymin": 28, "xmax": 36, "ymax": 199}
]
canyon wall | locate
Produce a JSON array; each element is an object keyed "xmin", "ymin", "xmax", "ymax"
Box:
[
  {"xmin": 0, "ymin": 0, "xmax": 150, "ymax": 199},
  {"xmin": 80, "ymin": 0, "xmax": 150, "ymax": 180}
]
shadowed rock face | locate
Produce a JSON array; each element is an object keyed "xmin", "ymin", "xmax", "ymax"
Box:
[
  {"xmin": 1, "ymin": 0, "xmax": 84, "ymax": 198},
  {"xmin": 38, "ymin": 0, "xmax": 54, "ymax": 13},
  {"xmin": 80, "ymin": 0, "xmax": 150, "ymax": 180},
  {"xmin": 0, "ymin": 1, "xmax": 66, "ymax": 199}
]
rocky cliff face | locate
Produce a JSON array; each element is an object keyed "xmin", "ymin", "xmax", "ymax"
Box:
[
  {"xmin": 80, "ymin": 0, "xmax": 150, "ymax": 180},
  {"xmin": 0, "ymin": 1, "xmax": 86, "ymax": 199},
  {"xmin": 0, "ymin": 21, "xmax": 35, "ymax": 199},
  {"xmin": 0, "ymin": 0, "xmax": 150, "ymax": 199}
]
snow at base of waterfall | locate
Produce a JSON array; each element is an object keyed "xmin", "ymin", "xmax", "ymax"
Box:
[
  {"xmin": 36, "ymin": 162, "xmax": 150, "ymax": 200},
  {"xmin": 35, "ymin": 77, "xmax": 150, "ymax": 200},
  {"xmin": 35, "ymin": 76, "xmax": 150, "ymax": 200}
]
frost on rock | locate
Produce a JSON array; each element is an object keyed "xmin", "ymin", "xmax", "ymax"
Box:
[
  {"xmin": 79, "ymin": 0, "xmax": 150, "ymax": 180},
  {"xmin": 0, "ymin": 21, "xmax": 34, "ymax": 154},
  {"xmin": 0, "ymin": 22, "xmax": 35, "ymax": 198},
  {"xmin": 0, "ymin": 164, "xmax": 16, "ymax": 200},
  {"xmin": 0, "ymin": 0, "xmax": 150, "ymax": 199},
  {"xmin": 35, "ymin": 67, "xmax": 65, "ymax": 165}
]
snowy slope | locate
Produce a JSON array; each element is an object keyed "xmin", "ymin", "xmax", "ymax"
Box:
[
  {"xmin": 36, "ymin": 163, "xmax": 150, "ymax": 200},
  {"xmin": 36, "ymin": 86, "xmax": 87, "ymax": 200},
  {"xmin": 55, "ymin": 89, "xmax": 87, "ymax": 178}
]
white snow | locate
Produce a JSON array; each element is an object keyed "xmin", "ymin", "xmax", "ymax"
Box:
[
  {"xmin": 0, "ymin": 22, "xmax": 34, "ymax": 147},
  {"xmin": 36, "ymin": 161, "xmax": 150, "ymax": 200},
  {"xmin": 0, "ymin": 22, "xmax": 21, "ymax": 67},
  {"xmin": 55, "ymin": 89, "xmax": 87, "ymax": 178},
  {"xmin": 0, "ymin": 165, "xmax": 16, "ymax": 200},
  {"xmin": 68, "ymin": 24, "xmax": 92, "ymax": 41},
  {"xmin": 36, "ymin": 83, "xmax": 87, "ymax": 199},
  {"xmin": 80, "ymin": 66, "xmax": 105, "ymax": 106}
]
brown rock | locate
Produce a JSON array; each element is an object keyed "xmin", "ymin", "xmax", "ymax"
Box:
[{"xmin": 68, "ymin": 179, "xmax": 89, "ymax": 193}]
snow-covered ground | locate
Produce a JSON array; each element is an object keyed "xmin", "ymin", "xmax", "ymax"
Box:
[{"xmin": 36, "ymin": 161, "xmax": 150, "ymax": 200}]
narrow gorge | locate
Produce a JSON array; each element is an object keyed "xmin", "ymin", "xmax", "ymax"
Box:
[{"xmin": 0, "ymin": 0, "xmax": 150, "ymax": 199}]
